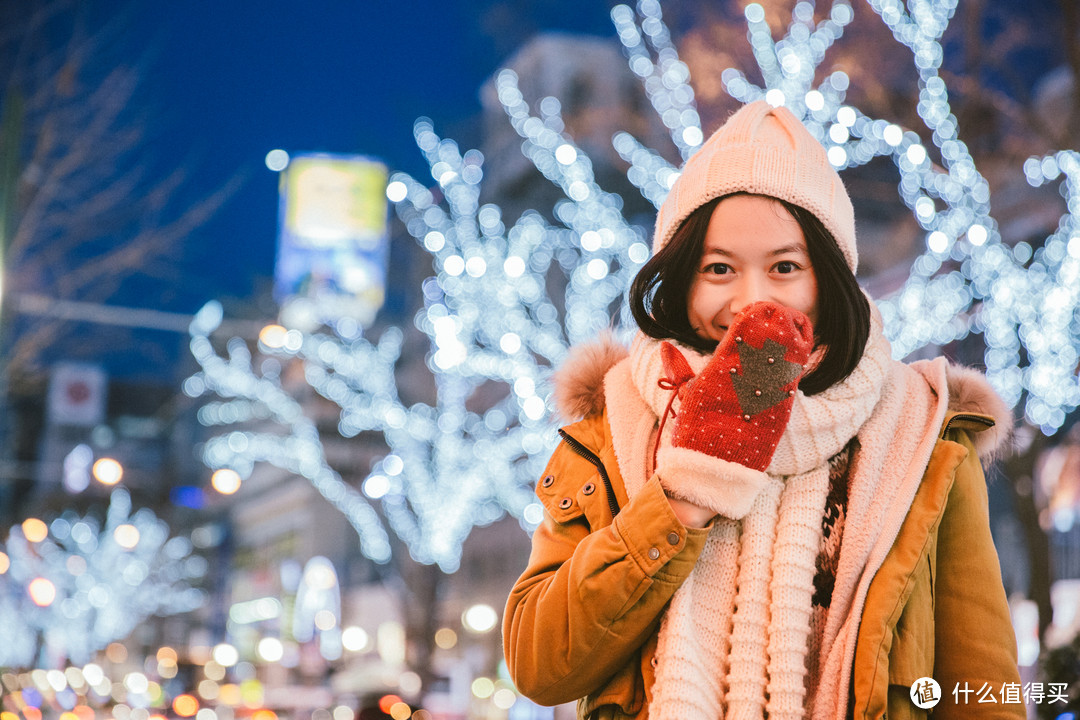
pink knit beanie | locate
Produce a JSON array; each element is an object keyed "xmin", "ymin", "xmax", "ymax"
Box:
[{"xmin": 653, "ymin": 100, "xmax": 858, "ymax": 272}]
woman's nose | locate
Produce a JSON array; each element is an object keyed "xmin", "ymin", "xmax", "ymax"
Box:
[{"xmin": 729, "ymin": 276, "xmax": 768, "ymax": 315}]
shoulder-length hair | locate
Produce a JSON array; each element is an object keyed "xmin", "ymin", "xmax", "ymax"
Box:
[{"xmin": 628, "ymin": 193, "xmax": 870, "ymax": 396}]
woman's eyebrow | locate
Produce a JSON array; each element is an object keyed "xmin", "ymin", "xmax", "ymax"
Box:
[{"xmin": 768, "ymin": 244, "xmax": 809, "ymax": 256}]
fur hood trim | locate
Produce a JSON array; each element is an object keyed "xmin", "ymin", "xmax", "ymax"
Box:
[
  {"xmin": 944, "ymin": 362, "xmax": 1014, "ymax": 459},
  {"xmin": 552, "ymin": 333, "xmax": 627, "ymax": 421},
  {"xmin": 552, "ymin": 337, "xmax": 1014, "ymax": 460}
]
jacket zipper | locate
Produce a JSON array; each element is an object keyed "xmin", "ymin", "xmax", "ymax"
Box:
[
  {"xmin": 558, "ymin": 428, "xmax": 621, "ymax": 519},
  {"xmin": 942, "ymin": 412, "xmax": 995, "ymax": 435}
]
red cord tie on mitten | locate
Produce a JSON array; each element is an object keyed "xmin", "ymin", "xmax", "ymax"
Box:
[{"xmin": 653, "ymin": 342, "xmax": 698, "ymax": 466}]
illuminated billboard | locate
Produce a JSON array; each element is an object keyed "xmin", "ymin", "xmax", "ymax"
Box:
[{"xmin": 274, "ymin": 153, "xmax": 388, "ymax": 330}]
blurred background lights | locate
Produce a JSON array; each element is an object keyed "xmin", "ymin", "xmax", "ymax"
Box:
[
  {"xmin": 92, "ymin": 458, "xmax": 123, "ymax": 486},
  {"xmin": 471, "ymin": 677, "xmax": 494, "ymax": 699},
  {"xmin": 385, "ymin": 180, "xmax": 408, "ymax": 202},
  {"xmin": 211, "ymin": 468, "xmax": 242, "ymax": 495},
  {"xmin": 361, "ymin": 474, "xmax": 389, "ymax": 499},
  {"xmin": 554, "ymin": 143, "xmax": 577, "ymax": 165},
  {"xmin": 62, "ymin": 444, "xmax": 94, "ymax": 493},
  {"xmin": 264, "ymin": 149, "xmax": 289, "ymax": 172},
  {"xmin": 433, "ymin": 627, "xmax": 457, "ymax": 650},
  {"xmin": 764, "ymin": 88, "xmax": 785, "ymax": 106},
  {"xmin": 106, "ymin": 642, "xmax": 128, "ymax": 663},
  {"xmin": 256, "ymin": 637, "xmax": 284, "ymax": 663},
  {"xmin": 377, "ymin": 696, "xmax": 401, "ymax": 715},
  {"xmin": 0, "ymin": 552, "xmax": 10, "ymax": 574},
  {"xmin": 340, "ymin": 626, "xmax": 369, "ymax": 652},
  {"xmin": 313, "ymin": 609, "xmax": 337, "ymax": 631},
  {"xmin": 172, "ymin": 695, "xmax": 199, "ymax": 718},
  {"xmin": 927, "ymin": 231, "xmax": 948, "ymax": 253},
  {"xmin": 203, "ymin": 661, "xmax": 226, "ymax": 682},
  {"xmin": 113, "ymin": 524, "xmax": 140, "ymax": 550},
  {"xmin": 81, "ymin": 664, "xmax": 104, "ymax": 686},
  {"xmin": 883, "ymin": 124, "xmax": 904, "ymax": 146},
  {"xmin": 229, "ymin": 597, "xmax": 282, "ymax": 624},
  {"xmin": 197, "ymin": 679, "xmax": 220, "ymax": 700},
  {"xmin": 462, "ymin": 603, "xmax": 498, "ymax": 633},
  {"xmin": 258, "ymin": 324, "xmax": 288, "ymax": 350},
  {"xmin": 21, "ymin": 518, "xmax": 48, "ymax": 543},
  {"xmin": 967, "ymin": 224, "xmax": 988, "ymax": 246},
  {"xmin": 493, "ymin": 688, "xmax": 517, "ymax": 710},
  {"xmin": 28, "ymin": 578, "xmax": 56, "ymax": 607},
  {"xmin": 212, "ymin": 644, "xmax": 239, "ymax": 668},
  {"xmin": 399, "ymin": 671, "xmax": 422, "ymax": 696},
  {"xmin": 123, "ymin": 672, "xmax": 149, "ymax": 695}
]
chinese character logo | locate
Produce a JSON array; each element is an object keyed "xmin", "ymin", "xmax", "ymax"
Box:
[{"xmin": 911, "ymin": 677, "xmax": 942, "ymax": 709}]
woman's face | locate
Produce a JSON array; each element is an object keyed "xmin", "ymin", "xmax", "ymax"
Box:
[{"xmin": 687, "ymin": 194, "xmax": 819, "ymax": 345}]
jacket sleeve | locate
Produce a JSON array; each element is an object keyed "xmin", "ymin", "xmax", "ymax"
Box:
[
  {"xmin": 931, "ymin": 430, "xmax": 1024, "ymax": 719},
  {"xmin": 503, "ymin": 448, "xmax": 709, "ymax": 707}
]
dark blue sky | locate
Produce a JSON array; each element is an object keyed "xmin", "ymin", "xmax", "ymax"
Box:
[
  {"xmin": 137, "ymin": 1, "xmax": 617, "ymax": 306},
  {"xmin": 8, "ymin": 0, "xmax": 1067, "ymax": 382}
]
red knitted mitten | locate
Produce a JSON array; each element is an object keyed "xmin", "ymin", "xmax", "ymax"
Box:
[{"xmin": 655, "ymin": 301, "xmax": 813, "ymax": 518}]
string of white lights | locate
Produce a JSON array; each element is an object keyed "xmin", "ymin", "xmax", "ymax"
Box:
[
  {"xmin": 0, "ymin": 489, "xmax": 205, "ymax": 668},
  {"xmin": 609, "ymin": 0, "xmax": 1078, "ymax": 432},
  {"xmin": 187, "ymin": 305, "xmax": 394, "ymax": 565},
  {"xmin": 188, "ymin": 0, "xmax": 1078, "ymax": 576}
]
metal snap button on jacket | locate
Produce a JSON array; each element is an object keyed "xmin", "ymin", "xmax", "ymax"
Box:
[
  {"xmin": 582, "ymin": 482, "xmax": 596, "ymax": 495},
  {"xmin": 667, "ymin": 532, "xmax": 680, "ymax": 546},
  {"xmin": 558, "ymin": 497, "xmax": 573, "ymax": 510},
  {"xmin": 541, "ymin": 475, "xmax": 554, "ymax": 488},
  {"xmin": 647, "ymin": 547, "xmax": 660, "ymax": 560}
]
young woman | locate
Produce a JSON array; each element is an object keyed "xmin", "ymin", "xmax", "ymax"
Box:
[{"xmin": 503, "ymin": 100, "xmax": 1023, "ymax": 719}]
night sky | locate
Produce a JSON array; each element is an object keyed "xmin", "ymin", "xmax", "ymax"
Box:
[
  {"xmin": 5, "ymin": 0, "xmax": 1069, "ymax": 382},
  {"xmin": 133, "ymin": 1, "xmax": 616, "ymax": 305}
]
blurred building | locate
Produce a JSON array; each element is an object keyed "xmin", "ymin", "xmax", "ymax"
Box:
[{"xmin": 479, "ymin": 33, "xmax": 674, "ymax": 227}]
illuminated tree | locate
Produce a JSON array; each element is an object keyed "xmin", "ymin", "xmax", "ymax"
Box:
[
  {"xmin": 189, "ymin": 0, "xmax": 1077, "ymax": 594},
  {"xmin": 0, "ymin": 488, "xmax": 205, "ymax": 668}
]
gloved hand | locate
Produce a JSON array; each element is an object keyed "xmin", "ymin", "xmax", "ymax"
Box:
[{"xmin": 655, "ymin": 301, "xmax": 813, "ymax": 518}]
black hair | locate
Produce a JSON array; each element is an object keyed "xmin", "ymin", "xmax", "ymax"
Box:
[{"xmin": 629, "ymin": 194, "xmax": 870, "ymax": 396}]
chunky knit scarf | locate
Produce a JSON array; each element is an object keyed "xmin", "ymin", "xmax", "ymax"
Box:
[{"xmin": 605, "ymin": 309, "xmax": 945, "ymax": 719}]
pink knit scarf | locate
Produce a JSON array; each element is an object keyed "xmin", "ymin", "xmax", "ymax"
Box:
[{"xmin": 606, "ymin": 308, "xmax": 945, "ymax": 719}]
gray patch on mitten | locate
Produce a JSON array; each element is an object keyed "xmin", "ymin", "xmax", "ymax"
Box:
[{"xmin": 731, "ymin": 338, "xmax": 804, "ymax": 416}]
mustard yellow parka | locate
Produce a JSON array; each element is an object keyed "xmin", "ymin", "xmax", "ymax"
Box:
[{"xmin": 504, "ymin": 346, "xmax": 1024, "ymax": 720}]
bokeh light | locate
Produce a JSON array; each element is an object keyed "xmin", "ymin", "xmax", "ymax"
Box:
[
  {"xmin": 212, "ymin": 644, "xmax": 239, "ymax": 668},
  {"xmin": 211, "ymin": 469, "xmax": 242, "ymax": 495},
  {"xmin": 113, "ymin": 524, "xmax": 140, "ymax": 549},
  {"xmin": 172, "ymin": 695, "xmax": 199, "ymax": 717},
  {"xmin": 92, "ymin": 458, "xmax": 123, "ymax": 486},
  {"xmin": 265, "ymin": 149, "xmax": 290, "ymax": 172},
  {"xmin": 434, "ymin": 628, "xmax": 457, "ymax": 650},
  {"xmin": 22, "ymin": 518, "xmax": 48, "ymax": 543},
  {"xmin": 340, "ymin": 626, "xmax": 369, "ymax": 652},
  {"xmin": 28, "ymin": 578, "xmax": 56, "ymax": 607},
  {"xmin": 462, "ymin": 604, "xmax": 498, "ymax": 633},
  {"xmin": 256, "ymin": 637, "xmax": 284, "ymax": 663}
]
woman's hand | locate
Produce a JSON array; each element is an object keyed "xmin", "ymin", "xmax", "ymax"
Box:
[
  {"xmin": 651, "ymin": 301, "xmax": 814, "ymax": 521},
  {"xmin": 666, "ymin": 496, "xmax": 715, "ymax": 528}
]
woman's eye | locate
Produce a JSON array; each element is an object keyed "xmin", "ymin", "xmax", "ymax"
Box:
[
  {"xmin": 703, "ymin": 262, "xmax": 732, "ymax": 275},
  {"xmin": 774, "ymin": 261, "xmax": 799, "ymax": 274}
]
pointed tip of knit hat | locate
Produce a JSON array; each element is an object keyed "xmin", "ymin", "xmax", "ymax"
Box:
[{"xmin": 654, "ymin": 100, "xmax": 858, "ymax": 273}]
